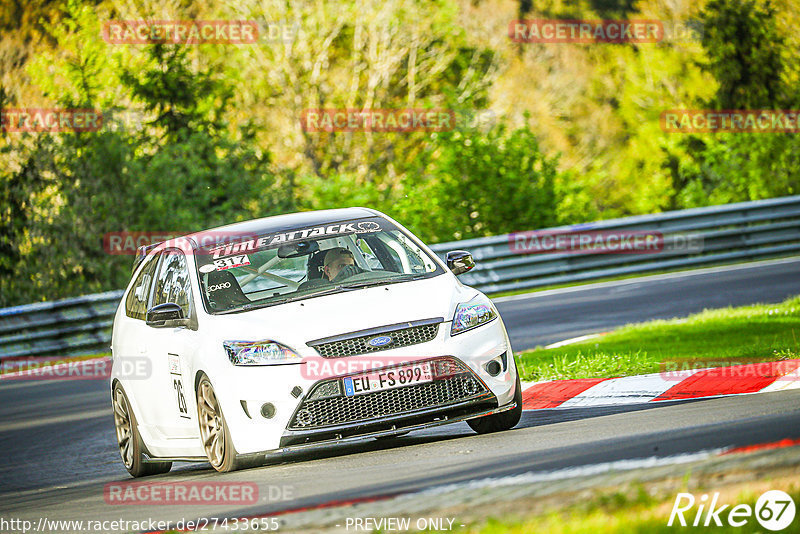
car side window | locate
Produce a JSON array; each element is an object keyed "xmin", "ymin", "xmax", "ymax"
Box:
[
  {"xmin": 125, "ymin": 256, "xmax": 158, "ymax": 320},
  {"xmin": 394, "ymin": 232, "xmax": 436, "ymax": 273},
  {"xmin": 152, "ymin": 249, "xmax": 193, "ymax": 318}
]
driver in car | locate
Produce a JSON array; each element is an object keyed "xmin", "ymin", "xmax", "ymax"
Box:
[{"xmin": 322, "ymin": 247, "xmax": 360, "ymax": 282}]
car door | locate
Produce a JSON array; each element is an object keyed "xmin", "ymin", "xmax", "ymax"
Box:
[
  {"xmin": 142, "ymin": 248, "xmax": 198, "ymax": 439},
  {"xmin": 117, "ymin": 254, "xmax": 159, "ymax": 419}
]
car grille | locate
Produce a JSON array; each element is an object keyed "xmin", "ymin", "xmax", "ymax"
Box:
[
  {"xmin": 288, "ymin": 357, "xmax": 489, "ymax": 430},
  {"xmin": 309, "ymin": 321, "xmax": 440, "ymax": 358}
]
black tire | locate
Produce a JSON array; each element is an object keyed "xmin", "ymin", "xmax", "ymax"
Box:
[
  {"xmin": 196, "ymin": 375, "xmax": 262, "ymax": 472},
  {"xmin": 467, "ymin": 371, "xmax": 522, "ymax": 434},
  {"xmin": 112, "ymin": 383, "xmax": 172, "ymax": 477}
]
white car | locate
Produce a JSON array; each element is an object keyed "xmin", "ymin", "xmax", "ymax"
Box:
[{"xmin": 110, "ymin": 208, "xmax": 521, "ymax": 476}]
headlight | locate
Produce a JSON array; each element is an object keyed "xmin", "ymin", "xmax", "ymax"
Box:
[
  {"xmin": 223, "ymin": 340, "xmax": 302, "ymax": 366},
  {"xmin": 451, "ymin": 297, "xmax": 497, "ymax": 335}
]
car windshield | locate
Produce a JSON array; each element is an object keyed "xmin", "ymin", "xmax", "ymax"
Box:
[{"xmin": 194, "ymin": 217, "xmax": 444, "ymax": 314}]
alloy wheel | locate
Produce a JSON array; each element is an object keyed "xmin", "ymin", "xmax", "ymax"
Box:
[
  {"xmin": 197, "ymin": 378, "xmax": 226, "ymax": 468},
  {"xmin": 113, "ymin": 387, "xmax": 134, "ymax": 469}
]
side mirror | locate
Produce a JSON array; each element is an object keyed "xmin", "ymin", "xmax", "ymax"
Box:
[
  {"xmin": 446, "ymin": 250, "xmax": 475, "ymax": 275},
  {"xmin": 146, "ymin": 302, "xmax": 188, "ymax": 328}
]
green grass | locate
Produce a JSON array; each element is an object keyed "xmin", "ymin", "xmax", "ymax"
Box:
[
  {"xmin": 460, "ymin": 484, "xmax": 800, "ymax": 534},
  {"xmin": 517, "ymin": 295, "xmax": 800, "ymax": 382}
]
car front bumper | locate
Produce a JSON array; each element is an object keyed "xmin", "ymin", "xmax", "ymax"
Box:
[
  {"xmin": 211, "ymin": 316, "xmax": 517, "ymax": 455},
  {"xmin": 249, "ymin": 397, "xmax": 517, "ymax": 462}
]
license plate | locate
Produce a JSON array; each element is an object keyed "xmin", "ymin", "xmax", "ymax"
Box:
[{"xmin": 343, "ymin": 362, "xmax": 433, "ymax": 397}]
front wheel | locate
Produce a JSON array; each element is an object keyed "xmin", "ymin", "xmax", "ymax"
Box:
[
  {"xmin": 112, "ymin": 383, "xmax": 172, "ymax": 477},
  {"xmin": 196, "ymin": 375, "xmax": 261, "ymax": 472},
  {"xmin": 467, "ymin": 372, "xmax": 522, "ymax": 434}
]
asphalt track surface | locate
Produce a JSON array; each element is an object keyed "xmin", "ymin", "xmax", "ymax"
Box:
[
  {"xmin": 496, "ymin": 257, "xmax": 800, "ymax": 350},
  {"xmin": 1, "ymin": 258, "xmax": 799, "ymax": 530}
]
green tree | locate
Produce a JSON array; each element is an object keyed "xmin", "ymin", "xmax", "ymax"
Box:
[
  {"xmin": 668, "ymin": 0, "xmax": 799, "ymax": 209},
  {"xmin": 701, "ymin": 0, "xmax": 790, "ymax": 109},
  {"xmin": 1, "ymin": 4, "xmax": 286, "ymax": 305},
  {"xmin": 401, "ymin": 120, "xmax": 562, "ymax": 242},
  {"xmin": 120, "ymin": 44, "xmax": 230, "ymax": 140}
]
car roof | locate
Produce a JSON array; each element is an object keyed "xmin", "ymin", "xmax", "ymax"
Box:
[{"xmin": 182, "ymin": 207, "xmax": 383, "ymax": 248}]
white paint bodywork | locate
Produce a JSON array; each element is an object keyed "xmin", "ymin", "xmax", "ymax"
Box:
[{"xmin": 111, "ymin": 210, "xmax": 517, "ymax": 461}]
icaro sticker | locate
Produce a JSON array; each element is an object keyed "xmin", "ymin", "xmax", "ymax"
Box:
[
  {"xmin": 208, "ymin": 282, "xmax": 231, "ymax": 292},
  {"xmin": 213, "ymin": 255, "xmax": 250, "ymax": 271},
  {"xmin": 208, "ymin": 220, "xmax": 384, "ymax": 259}
]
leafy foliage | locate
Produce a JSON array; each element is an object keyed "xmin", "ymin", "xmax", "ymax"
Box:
[
  {"xmin": 666, "ymin": 0, "xmax": 799, "ymax": 208},
  {"xmin": 701, "ymin": 0, "xmax": 790, "ymax": 109},
  {"xmin": 1, "ymin": 0, "xmax": 799, "ymax": 305},
  {"xmin": 404, "ymin": 121, "xmax": 561, "ymax": 241}
]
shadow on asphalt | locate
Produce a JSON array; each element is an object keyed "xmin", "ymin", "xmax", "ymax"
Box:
[
  {"xmin": 139, "ymin": 398, "xmax": 722, "ymax": 477},
  {"xmin": 210, "ymin": 398, "xmax": 721, "ymax": 473},
  {"xmin": 516, "ymin": 397, "xmax": 716, "ymax": 429},
  {"xmin": 0, "ymin": 397, "xmax": 721, "ymax": 505}
]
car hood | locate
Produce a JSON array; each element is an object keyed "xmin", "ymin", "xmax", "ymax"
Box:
[{"xmin": 202, "ymin": 275, "xmax": 480, "ymax": 354}]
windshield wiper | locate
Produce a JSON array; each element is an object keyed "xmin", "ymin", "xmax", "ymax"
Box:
[
  {"xmin": 339, "ymin": 273, "xmax": 429, "ymax": 290},
  {"xmin": 216, "ymin": 286, "xmax": 345, "ymax": 314},
  {"xmin": 216, "ymin": 275, "xmax": 430, "ymax": 314}
]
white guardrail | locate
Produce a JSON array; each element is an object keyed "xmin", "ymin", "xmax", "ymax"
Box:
[{"xmin": 2, "ymin": 195, "xmax": 800, "ymax": 359}]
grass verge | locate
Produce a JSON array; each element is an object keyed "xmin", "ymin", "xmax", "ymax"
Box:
[
  {"xmin": 517, "ymin": 295, "xmax": 800, "ymax": 382},
  {"xmin": 459, "ymin": 481, "xmax": 800, "ymax": 534}
]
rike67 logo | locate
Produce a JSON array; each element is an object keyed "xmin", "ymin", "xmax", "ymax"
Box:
[{"xmin": 669, "ymin": 490, "xmax": 796, "ymax": 531}]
